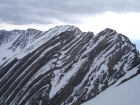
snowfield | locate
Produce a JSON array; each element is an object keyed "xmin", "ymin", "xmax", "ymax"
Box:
[{"xmin": 82, "ymin": 74, "xmax": 140, "ymax": 105}]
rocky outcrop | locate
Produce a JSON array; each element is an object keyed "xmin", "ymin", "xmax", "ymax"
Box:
[{"xmin": 0, "ymin": 25, "xmax": 140, "ymax": 105}]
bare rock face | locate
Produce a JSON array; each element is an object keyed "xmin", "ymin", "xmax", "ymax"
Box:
[{"xmin": 0, "ymin": 25, "xmax": 140, "ymax": 105}]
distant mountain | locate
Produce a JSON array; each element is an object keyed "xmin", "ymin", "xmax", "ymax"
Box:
[
  {"xmin": 130, "ymin": 39, "xmax": 140, "ymax": 51},
  {"xmin": 0, "ymin": 25, "xmax": 140, "ymax": 105}
]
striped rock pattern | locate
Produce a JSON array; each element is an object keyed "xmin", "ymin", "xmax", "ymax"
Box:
[{"xmin": 0, "ymin": 25, "xmax": 140, "ymax": 105}]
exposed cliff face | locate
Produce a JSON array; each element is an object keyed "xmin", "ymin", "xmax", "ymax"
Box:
[{"xmin": 0, "ymin": 25, "xmax": 140, "ymax": 105}]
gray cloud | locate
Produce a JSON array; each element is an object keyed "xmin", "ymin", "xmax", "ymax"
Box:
[{"xmin": 0, "ymin": 0, "xmax": 140, "ymax": 25}]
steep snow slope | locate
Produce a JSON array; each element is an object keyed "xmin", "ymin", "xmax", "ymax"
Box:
[
  {"xmin": 82, "ymin": 74, "xmax": 140, "ymax": 105},
  {"xmin": 0, "ymin": 25, "xmax": 140, "ymax": 105}
]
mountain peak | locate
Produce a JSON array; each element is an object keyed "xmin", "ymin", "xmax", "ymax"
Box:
[
  {"xmin": 98, "ymin": 28, "xmax": 117, "ymax": 35},
  {"xmin": 47, "ymin": 25, "xmax": 82, "ymax": 33}
]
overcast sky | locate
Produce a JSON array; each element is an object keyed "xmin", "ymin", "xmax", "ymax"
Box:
[{"xmin": 0, "ymin": 0, "xmax": 140, "ymax": 40}]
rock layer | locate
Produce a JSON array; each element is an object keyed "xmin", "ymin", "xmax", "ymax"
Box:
[{"xmin": 0, "ymin": 25, "xmax": 140, "ymax": 105}]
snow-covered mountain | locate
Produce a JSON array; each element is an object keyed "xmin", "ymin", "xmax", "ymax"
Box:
[{"xmin": 0, "ymin": 25, "xmax": 140, "ymax": 105}]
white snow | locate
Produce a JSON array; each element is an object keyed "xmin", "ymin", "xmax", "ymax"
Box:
[
  {"xmin": 82, "ymin": 74, "xmax": 140, "ymax": 105},
  {"xmin": 114, "ymin": 66, "xmax": 139, "ymax": 86}
]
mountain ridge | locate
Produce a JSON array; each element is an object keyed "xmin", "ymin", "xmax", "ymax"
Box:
[{"xmin": 0, "ymin": 25, "xmax": 140, "ymax": 105}]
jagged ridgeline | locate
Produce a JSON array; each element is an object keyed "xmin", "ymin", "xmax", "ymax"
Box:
[{"xmin": 0, "ymin": 25, "xmax": 140, "ymax": 105}]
